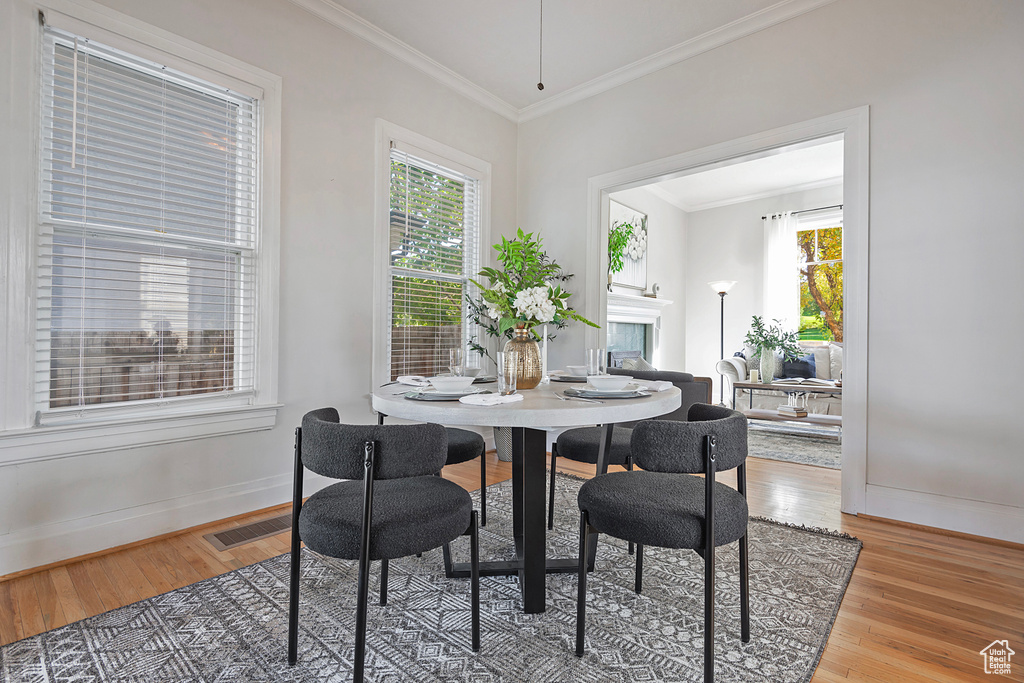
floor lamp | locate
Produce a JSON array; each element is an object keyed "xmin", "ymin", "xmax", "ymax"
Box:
[{"xmin": 708, "ymin": 280, "xmax": 737, "ymax": 405}]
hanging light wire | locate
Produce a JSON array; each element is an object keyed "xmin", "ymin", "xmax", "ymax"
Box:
[{"xmin": 537, "ymin": 0, "xmax": 544, "ymax": 90}]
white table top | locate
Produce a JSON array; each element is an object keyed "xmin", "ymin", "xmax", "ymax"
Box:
[{"xmin": 372, "ymin": 382, "xmax": 682, "ymax": 428}]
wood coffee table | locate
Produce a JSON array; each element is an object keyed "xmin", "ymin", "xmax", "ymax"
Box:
[{"xmin": 732, "ymin": 381, "xmax": 843, "ymax": 433}]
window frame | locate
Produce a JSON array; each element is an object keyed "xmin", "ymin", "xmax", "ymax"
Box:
[
  {"xmin": 373, "ymin": 121, "xmax": 491, "ymax": 389},
  {"xmin": 795, "ymin": 209, "xmax": 843, "ymax": 342},
  {"xmin": 0, "ymin": 0, "xmax": 281, "ymax": 465}
]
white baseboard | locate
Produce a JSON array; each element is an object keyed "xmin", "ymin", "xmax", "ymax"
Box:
[
  {"xmin": 865, "ymin": 484, "xmax": 1024, "ymax": 544},
  {"xmin": 0, "ymin": 471, "xmax": 334, "ymax": 577}
]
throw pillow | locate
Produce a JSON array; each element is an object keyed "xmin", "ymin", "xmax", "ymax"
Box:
[
  {"xmin": 622, "ymin": 356, "xmax": 656, "ymax": 372},
  {"xmin": 743, "ymin": 345, "xmax": 760, "ymax": 377},
  {"xmin": 782, "ymin": 353, "xmax": 815, "ymax": 379},
  {"xmin": 811, "ymin": 346, "xmax": 831, "ymax": 379},
  {"xmin": 829, "ymin": 342, "xmax": 843, "ymax": 380}
]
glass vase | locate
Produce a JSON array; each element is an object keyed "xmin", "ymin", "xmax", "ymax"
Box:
[{"xmin": 504, "ymin": 327, "xmax": 543, "ymax": 389}]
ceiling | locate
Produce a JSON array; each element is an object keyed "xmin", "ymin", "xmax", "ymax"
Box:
[
  {"xmin": 298, "ymin": 0, "xmax": 837, "ymax": 118},
  {"xmin": 642, "ymin": 139, "xmax": 844, "ymax": 212}
]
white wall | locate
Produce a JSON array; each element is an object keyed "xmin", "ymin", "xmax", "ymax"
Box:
[
  {"xmin": 518, "ymin": 0, "xmax": 1024, "ymax": 541},
  {"xmin": 0, "ymin": 0, "xmax": 518, "ymax": 573},
  {"xmin": 686, "ymin": 185, "xmax": 843, "ymax": 400},
  {"xmin": 607, "ymin": 187, "xmax": 688, "ymax": 371}
]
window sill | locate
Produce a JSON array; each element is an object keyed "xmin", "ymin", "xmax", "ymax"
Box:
[{"xmin": 0, "ymin": 403, "xmax": 281, "ymax": 467}]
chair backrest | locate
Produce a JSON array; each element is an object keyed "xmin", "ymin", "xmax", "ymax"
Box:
[
  {"xmin": 609, "ymin": 367, "xmax": 703, "ymax": 423},
  {"xmin": 300, "ymin": 407, "xmax": 447, "ymax": 480},
  {"xmin": 630, "ymin": 403, "xmax": 747, "ymax": 474}
]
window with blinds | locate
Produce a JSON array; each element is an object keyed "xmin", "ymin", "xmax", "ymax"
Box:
[
  {"xmin": 36, "ymin": 27, "xmax": 260, "ymax": 419},
  {"xmin": 388, "ymin": 147, "xmax": 480, "ymax": 380}
]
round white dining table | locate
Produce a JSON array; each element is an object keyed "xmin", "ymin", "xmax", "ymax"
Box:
[{"xmin": 371, "ymin": 381, "xmax": 681, "ymax": 614}]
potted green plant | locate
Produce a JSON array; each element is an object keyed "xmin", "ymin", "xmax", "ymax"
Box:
[
  {"xmin": 469, "ymin": 229, "xmax": 597, "ymax": 461},
  {"xmin": 743, "ymin": 315, "xmax": 800, "ymax": 383},
  {"xmin": 470, "ymin": 228, "xmax": 596, "ymax": 389}
]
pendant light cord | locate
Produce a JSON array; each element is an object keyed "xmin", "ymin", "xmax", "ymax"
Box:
[{"xmin": 537, "ymin": 0, "xmax": 544, "ymax": 90}]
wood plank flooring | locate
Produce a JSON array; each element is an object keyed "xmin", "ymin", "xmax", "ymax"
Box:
[{"xmin": 1, "ymin": 451, "xmax": 1021, "ymax": 682}]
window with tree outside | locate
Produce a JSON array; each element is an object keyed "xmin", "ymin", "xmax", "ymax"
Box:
[
  {"xmin": 388, "ymin": 146, "xmax": 481, "ymax": 380},
  {"xmin": 796, "ymin": 211, "xmax": 843, "ymax": 342},
  {"xmin": 36, "ymin": 27, "xmax": 260, "ymax": 420}
]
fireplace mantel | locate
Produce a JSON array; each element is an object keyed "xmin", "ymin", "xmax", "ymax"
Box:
[{"xmin": 606, "ymin": 293, "xmax": 673, "ymax": 367}]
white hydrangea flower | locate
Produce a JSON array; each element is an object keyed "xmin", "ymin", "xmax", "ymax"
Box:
[{"xmin": 513, "ymin": 286, "xmax": 557, "ymax": 323}]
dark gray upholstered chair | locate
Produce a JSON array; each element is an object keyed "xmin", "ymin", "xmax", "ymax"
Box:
[
  {"xmin": 378, "ymin": 412, "xmax": 488, "ymax": 527},
  {"xmin": 547, "ymin": 368, "xmax": 713, "ymax": 533},
  {"xmin": 288, "ymin": 408, "xmax": 480, "ymax": 681},
  {"xmin": 575, "ymin": 404, "xmax": 750, "ymax": 683},
  {"xmin": 442, "ymin": 428, "xmax": 488, "ymax": 526}
]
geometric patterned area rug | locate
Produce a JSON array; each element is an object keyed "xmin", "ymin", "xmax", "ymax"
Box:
[
  {"xmin": 748, "ymin": 428, "xmax": 842, "ymax": 469},
  {"xmin": 0, "ymin": 474, "xmax": 860, "ymax": 682}
]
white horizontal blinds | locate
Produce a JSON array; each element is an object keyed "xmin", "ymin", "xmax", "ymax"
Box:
[
  {"xmin": 388, "ymin": 146, "xmax": 480, "ymax": 380},
  {"xmin": 37, "ymin": 27, "xmax": 259, "ymax": 414}
]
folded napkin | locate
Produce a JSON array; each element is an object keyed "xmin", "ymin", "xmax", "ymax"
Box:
[
  {"xmin": 639, "ymin": 380, "xmax": 673, "ymax": 392},
  {"xmin": 458, "ymin": 393, "xmax": 525, "ymax": 406},
  {"xmin": 397, "ymin": 375, "xmax": 430, "ymax": 387}
]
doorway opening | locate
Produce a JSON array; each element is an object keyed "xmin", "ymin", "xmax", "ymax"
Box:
[{"xmin": 585, "ymin": 108, "xmax": 868, "ymax": 516}]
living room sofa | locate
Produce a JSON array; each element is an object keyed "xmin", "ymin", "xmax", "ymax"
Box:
[{"xmin": 716, "ymin": 342, "xmax": 843, "ymax": 415}]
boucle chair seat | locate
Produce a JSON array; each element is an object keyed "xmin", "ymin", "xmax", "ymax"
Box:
[
  {"xmin": 300, "ymin": 476, "xmax": 471, "ymax": 561},
  {"xmin": 578, "ymin": 471, "xmax": 748, "ymax": 549}
]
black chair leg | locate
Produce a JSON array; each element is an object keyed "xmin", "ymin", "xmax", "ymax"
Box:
[
  {"xmin": 379, "ymin": 559, "xmax": 389, "ymax": 607},
  {"xmin": 287, "ymin": 427, "xmax": 304, "ymax": 666},
  {"xmin": 480, "ymin": 451, "xmax": 487, "ymax": 527},
  {"xmin": 740, "ymin": 532, "xmax": 750, "ymax": 643},
  {"xmin": 442, "ymin": 542, "xmax": 455, "ymax": 578},
  {"xmin": 627, "ymin": 456, "xmax": 634, "ymax": 556},
  {"xmin": 354, "ymin": 442, "xmax": 376, "ymax": 682},
  {"xmin": 634, "ymin": 543, "xmax": 643, "ymax": 594},
  {"xmin": 288, "ymin": 546, "xmax": 301, "ymax": 664},
  {"xmin": 548, "ymin": 445, "xmax": 558, "ymax": 530},
  {"xmin": 575, "ymin": 510, "xmax": 590, "ymax": 657},
  {"xmin": 469, "ymin": 510, "xmax": 480, "ymax": 652},
  {"xmin": 703, "ymin": 435, "xmax": 717, "ymax": 683},
  {"xmin": 737, "ymin": 462, "xmax": 750, "ymax": 643}
]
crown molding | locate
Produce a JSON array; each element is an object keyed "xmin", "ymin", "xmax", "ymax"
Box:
[
  {"xmin": 518, "ymin": 0, "xmax": 839, "ymax": 122},
  {"xmin": 287, "ymin": 0, "xmax": 519, "ymax": 122},
  {"xmin": 289, "ymin": 0, "xmax": 837, "ymax": 125}
]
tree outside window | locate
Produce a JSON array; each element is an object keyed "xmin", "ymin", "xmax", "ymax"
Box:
[{"xmin": 797, "ymin": 226, "xmax": 843, "ymax": 341}]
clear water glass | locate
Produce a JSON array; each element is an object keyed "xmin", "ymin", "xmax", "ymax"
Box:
[
  {"xmin": 586, "ymin": 348, "xmax": 606, "ymax": 376},
  {"xmin": 448, "ymin": 348, "xmax": 464, "ymax": 376},
  {"xmin": 497, "ymin": 351, "xmax": 518, "ymax": 395}
]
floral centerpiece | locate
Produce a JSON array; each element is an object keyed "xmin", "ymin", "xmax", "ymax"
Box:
[
  {"xmin": 743, "ymin": 315, "xmax": 800, "ymax": 383},
  {"xmin": 469, "ymin": 228, "xmax": 596, "ymax": 388}
]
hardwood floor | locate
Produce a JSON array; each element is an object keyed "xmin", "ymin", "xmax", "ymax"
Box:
[{"xmin": 1, "ymin": 451, "xmax": 1021, "ymax": 682}]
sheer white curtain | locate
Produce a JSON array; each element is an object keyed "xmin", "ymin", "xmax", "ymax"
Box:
[{"xmin": 762, "ymin": 211, "xmax": 799, "ymax": 331}]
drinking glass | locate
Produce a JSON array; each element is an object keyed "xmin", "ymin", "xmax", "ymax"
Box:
[
  {"xmin": 586, "ymin": 348, "xmax": 606, "ymax": 376},
  {"xmin": 497, "ymin": 351, "xmax": 518, "ymax": 396},
  {"xmin": 448, "ymin": 348, "xmax": 464, "ymax": 376}
]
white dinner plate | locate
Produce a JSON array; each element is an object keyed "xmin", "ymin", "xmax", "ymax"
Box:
[
  {"xmin": 582, "ymin": 383, "xmax": 644, "ymax": 395},
  {"xmin": 405, "ymin": 387, "xmax": 490, "ymax": 401}
]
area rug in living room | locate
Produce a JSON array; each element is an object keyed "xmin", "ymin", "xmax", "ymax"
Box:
[
  {"xmin": 0, "ymin": 475, "xmax": 860, "ymax": 682},
  {"xmin": 748, "ymin": 426, "xmax": 842, "ymax": 469}
]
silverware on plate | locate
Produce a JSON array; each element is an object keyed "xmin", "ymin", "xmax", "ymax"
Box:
[{"xmin": 556, "ymin": 393, "xmax": 603, "ymax": 404}]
